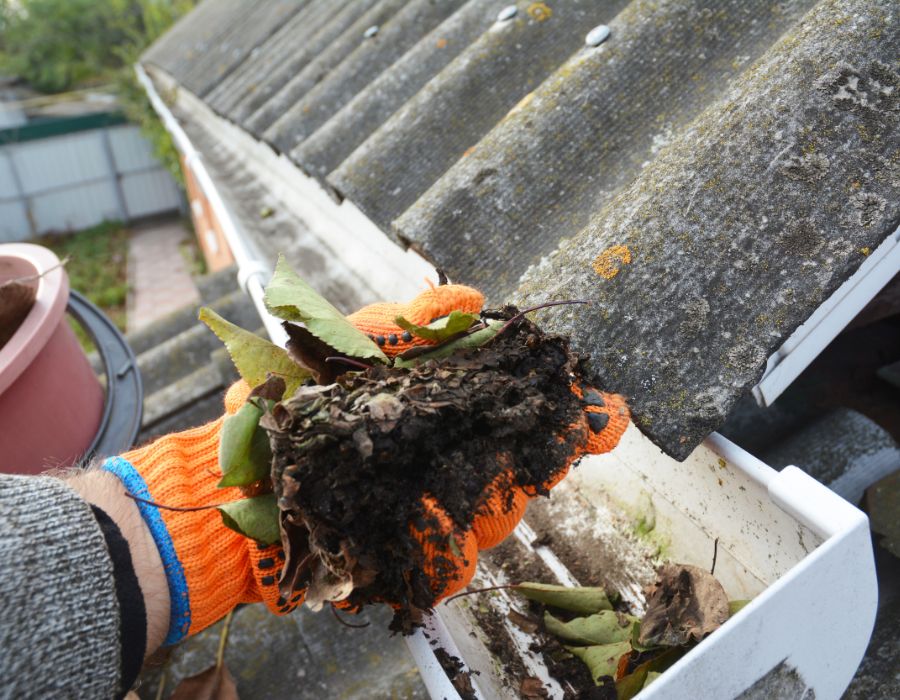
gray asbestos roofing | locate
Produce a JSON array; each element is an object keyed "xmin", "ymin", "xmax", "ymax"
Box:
[{"xmin": 143, "ymin": 0, "xmax": 899, "ymax": 460}]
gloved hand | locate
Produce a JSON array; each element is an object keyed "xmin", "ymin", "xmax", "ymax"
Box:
[
  {"xmin": 346, "ymin": 284, "xmax": 630, "ymax": 603},
  {"xmin": 101, "ymin": 381, "xmax": 295, "ymax": 646},
  {"xmin": 103, "ymin": 282, "xmax": 629, "ymax": 644}
]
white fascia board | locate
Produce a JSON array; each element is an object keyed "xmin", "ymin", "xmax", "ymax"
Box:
[{"xmin": 753, "ymin": 223, "xmax": 900, "ymax": 406}]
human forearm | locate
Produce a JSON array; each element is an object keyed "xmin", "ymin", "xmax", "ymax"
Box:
[
  {"xmin": 66, "ymin": 469, "xmax": 170, "ymax": 657},
  {"xmin": 0, "ymin": 474, "xmax": 124, "ymax": 698}
]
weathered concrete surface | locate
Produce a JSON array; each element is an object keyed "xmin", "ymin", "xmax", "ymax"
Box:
[
  {"xmin": 137, "ymin": 604, "xmax": 427, "ymax": 699},
  {"xmin": 294, "ymin": 0, "xmax": 501, "ymax": 180},
  {"xmin": 329, "ymin": 0, "xmax": 627, "ymax": 232},
  {"xmin": 142, "ymin": 0, "xmax": 297, "ymax": 98},
  {"xmin": 396, "ymin": 0, "xmax": 819, "ymax": 299},
  {"xmin": 736, "ymin": 660, "xmax": 815, "ymax": 699},
  {"xmin": 205, "ymin": 1, "xmax": 325, "ymax": 117},
  {"xmin": 246, "ymin": 0, "xmax": 405, "ymax": 138},
  {"xmin": 266, "ymin": 0, "xmax": 467, "ymax": 157},
  {"xmin": 517, "ymin": 0, "xmax": 899, "ymax": 459},
  {"xmin": 761, "ymin": 409, "xmax": 898, "ymax": 493},
  {"xmin": 229, "ymin": 1, "xmax": 374, "ymax": 126},
  {"xmin": 843, "ymin": 542, "xmax": 900, "ymax": 700}
]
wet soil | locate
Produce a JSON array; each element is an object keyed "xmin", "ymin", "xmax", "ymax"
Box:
[
  {"xmin": 263, "ymin": 315, "xmax": 589, "ymax": 631},
  {"xmin": 433, "ymin": 648, "xmax": 477, "ymax": 700}
]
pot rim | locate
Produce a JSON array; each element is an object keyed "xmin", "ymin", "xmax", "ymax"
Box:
[{"xmin": 0, "ymin": 243, "xmax": 70, "ymax": 396}]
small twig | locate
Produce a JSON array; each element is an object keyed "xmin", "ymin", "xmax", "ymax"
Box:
[
  {"xmin": 216, "ymin": 609, "xmax": 234, "ymax": 668},
  {"xmin": 125, "ymin": 493, "xmax": 225, "ymax": 512},
  {"xmin": 330, "ymin": 604, "xmax": 371, "ymax": 629},
  {"xmin": 153, "ymin": 667, "xmax": 167, "ymax": 700},
  {"xmin": 436, "ymin": 268, "xmax": 449, "ymax": 286},
  {"xmin": 324, "ymin": 356, "xmax": 372, "ymax": 371},
  {"xmin": 711, "ymin": 537, "xmax": 720, "ymax": 576},
  {"xmin": 496, "ymin": 299, "xmax": 589, "ymax": 337},
  {"xmin": 0, "ymin": 256, "xmax": 69, "ymax": 289},
  {"xmin": 444, "ymin": 584, "xmax": 521, "ymax": 605}
]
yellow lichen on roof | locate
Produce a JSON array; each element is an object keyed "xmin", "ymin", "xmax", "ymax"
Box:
[{"xmin": 592, "ymin": 245, "xmax": 633, "ymax": 279}]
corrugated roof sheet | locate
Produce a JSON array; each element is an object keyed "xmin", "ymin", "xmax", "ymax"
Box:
[{"xmin": 142, "ymin": 0, "xmax": 899, "ymax": 459}]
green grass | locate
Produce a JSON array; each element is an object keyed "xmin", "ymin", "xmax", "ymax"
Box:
[{"xmin": 34, "ymin": 220, "xmax": 130, "ymax": 352}]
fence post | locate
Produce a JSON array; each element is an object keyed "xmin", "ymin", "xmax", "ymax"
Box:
[
  {"xmin": 100, "ymin": 127, "xmax": 130, "ymax": 223},
  {"xmin": 4, "ymin": 145, "xmax": 37, "ymax": 239}
]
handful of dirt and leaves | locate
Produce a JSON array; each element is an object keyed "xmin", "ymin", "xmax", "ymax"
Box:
[
  {"xmin": 201, "ymin": 256, "xmax": 595, "ymax": 631},
  {"xmin": 451, "ymin": 565, "xmax": 749, "ymax": 699}
]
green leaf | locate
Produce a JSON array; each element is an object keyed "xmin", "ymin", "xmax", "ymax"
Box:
[
  {"xmin": 218, "ymin": 493, "xmax": 280, "ymax": 545},
  {"xmin": 395, "ymin": 310, "xmax": 478, "ymax": 342},
  {"xmin": 218, "ymin": 401, "xmax": 272, "ymax": 488},
  {"xmin": 729, "ymin": 599, "xmax": 751, "ymax": 616},
  {"xmin": 630, "ymin": 619, "xmax": 658, "ymax": 652},
  {"xmin": 393, "ymin": 320, "xmax": 503, "ymax": 369},
  {"xmin": 644, "ymin": 672, "xmax": 662, "ymax": 688},
  {"xmin": 513, "ymin": 582, "xmax": 613, "ymax": 614},
  {"xmin": 565, "ymin": 641, "xmax": 632, "ymax": 685},
  {"xmin": 199, "ymin": 307, "xmax": 310, "ymax": 395},
  {"xmin": 615, "ymin": 646, "xmax": 686, "ymax": 700},
  {"xmin": 544, "ymin": 610, "xmax": 636, "ymax": 645},
  {"xmin": 263, "ymin": 255, "xmax": 387, "ymax": 363}
]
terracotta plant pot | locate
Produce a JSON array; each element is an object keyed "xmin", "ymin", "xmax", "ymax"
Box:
[{"xmin": 0, "ymin": 244, "xmax": 104, "ymax": 474}]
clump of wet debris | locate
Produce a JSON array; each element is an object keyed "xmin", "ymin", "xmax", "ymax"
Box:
[{"xmin": 261, "ymin": 313, "xmax": 590, "ymax": 632}]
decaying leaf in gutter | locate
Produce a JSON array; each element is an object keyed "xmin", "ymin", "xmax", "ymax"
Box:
[
  {"xmin": 729, "ymin": 599, "xmax": 750, "ymax": 616},
  {"xmin": 515, "ymin": 582, "xmax": 614, "ymax": 614},
  {"xmin": 565, "ymin": 640, "xmax": 633, "ymax": 685},
  {"xmin": 520, "ymin": 676, "xmax": 550, "ymax": 699},
  {"xmin": 637, "ymin": 564, "xmax": 730, "ymax": 647},
  {"xmin": 615, "ymin": 646, "xmax": 685, "ymax": 700},
  {"xmin": 543, "ymin": 610, "xmax": 636, "ymax": 645}
]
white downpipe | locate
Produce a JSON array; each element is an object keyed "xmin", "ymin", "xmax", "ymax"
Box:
[{"xmin": 134, "ymin": 63, "xmax": 287, "ymax": 346}]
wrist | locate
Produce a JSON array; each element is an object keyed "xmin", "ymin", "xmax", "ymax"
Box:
[{"xmin": 66, "ymin": 469, "xmax": 170, "ymax": 656}]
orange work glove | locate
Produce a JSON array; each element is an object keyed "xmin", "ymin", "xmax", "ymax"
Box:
[
  {"xmin": 346, "ymin": 285, "xmax": 630, "ymax": 604},
  {"xmin": 101, "ymin": 381, "xmax": 294, "ymax": 645},
  {"xmin": 103, "ymin": 283, "xmax": 628, "ymax": 645}
]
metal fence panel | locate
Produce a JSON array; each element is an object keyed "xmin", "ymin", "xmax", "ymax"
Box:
[
  {"xmin": 12, "ymin": 131, "xmax": 110, "ymax": 194},
  {"xmin": 0, "ymin": 201, "xmax": 31, "ymax": 241},
  {"xmin": 0, "ymin": 122, "xmax": 181, "ymax": 239},
  {"xmin": 0, "ymin": 150, "xmax": 19, "ymax": 197},
  {"xmin": 30, "ymin": 179, "xmax": 121, "ymax": 232},
  {"xmin": 121, "ymin": 168, "xmax": 181, "ymax": 218},
  {"xmin": 108, "ymin": 124, "xmax": 159, "ymax": 173}
]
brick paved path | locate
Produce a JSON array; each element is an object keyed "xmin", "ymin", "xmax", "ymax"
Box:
[{"xmin": 127, "ymin": 220, "xmax": 199, "ymax": 332}]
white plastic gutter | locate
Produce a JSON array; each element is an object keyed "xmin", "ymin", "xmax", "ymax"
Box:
[
  {"xmin": 134, "ymin": 63, "xmax": 287, "ymax": 346},
  {"xmin": 752, "ymin": 223, "xmax": 900, "ymax": 406}
]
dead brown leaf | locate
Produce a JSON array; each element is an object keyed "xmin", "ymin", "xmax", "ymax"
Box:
[
  {"xmin": 283, "ymin": 321, "xmax": 342, "ymax": 384},
  {"xmin": 520, "ymin": 676, "xmax": 549, "ymax": 699},
  {"xmin": 638, "ymin": 564, "xmax": 729, "ymax": 647},
  {"xmin": 507, "ymin": 608, "xmax": 540, "ymax": 634},
  {"xmin": 248, "ymin": 375, "xmax": 286, "ymax": 403},
  {"xmin": 168, "ymin": 663, "xmax": 238, "ymax": 700}
]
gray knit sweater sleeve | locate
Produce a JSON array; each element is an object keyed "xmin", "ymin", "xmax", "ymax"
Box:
[{"xmin": 0, "ymin": 474, "xmax": 121, "ymax": 699}]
